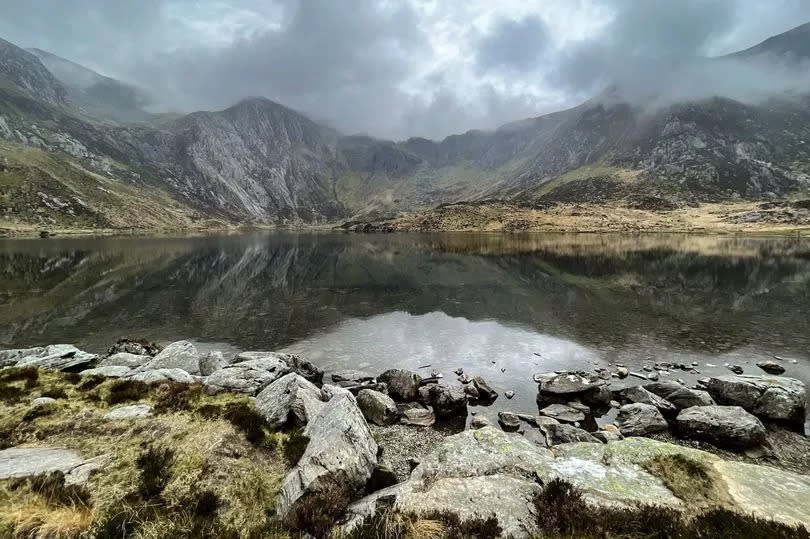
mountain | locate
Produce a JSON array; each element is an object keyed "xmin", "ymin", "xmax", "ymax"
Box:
[
  {"xmin": 27, "ymin": 48, "xmax": 153, "ymax": 123},
  {"xmin": 1, "ymin": 23, "xmax": 810, "ymax": 232}
]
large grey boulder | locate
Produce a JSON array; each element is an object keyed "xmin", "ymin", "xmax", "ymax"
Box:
[
  {"xmin": 255, "ymin": 373, "xmax": 324, "ymax": 429},
  {"xmin": 619, "ymin": 386, "xmax": 678, "ymax": 416},
  {"xmin": 80, "ymin": 366, "xmax": 132, "ymax": 378},
  {"xmin": 356, "ymin": 389, "xmax": 397, "ymax": 426},
  {"xmin": 427, "ymin": 384, "xmax": 468, "ymax": 418},
  {"xmin": 205, "ymin": 357, "xmax": 290, "ymax": 395},
  {"xmin": 144, "ymin": 341, "xmax": 201, "ymax": 375},
  {"xmin": 616, "ymin": 403, "xmax": 668, "ymax": 436},
  {"xmin": 706, "ymin": 375, "xmax": 806, "ymax": 428},
  {"xmin": 676, "ymin": 406, "xmax": 766, "ymax": 449},
  {"xmin": 235, "ymin": 351, "xmax": 323, "ymax": 385},
  {"xmin": 127, "ymin": 368, "xmax": 195, "ymax": 384},
  {"xmin": 276, "ymin": 390, "xmax": 377, "ymax": 521},
  {"xmin": 199, "ymin": 351, "xmax": 227, "ymax": 376},
  {"xmin": 378, "ymin": 369, "xmax": 422, "ymax": 402},
  {"xmin": 539, "ymin": 403, "xmax": 585, "ymax": 424},
  {"xmin": 98, "ymin": 352, "xmax": 151, "ymax": 369},
  {"xmin": 14, "ymin": 344, "xmax": 97, "ymax": 371},
  {"xmin": 644, "ymin": 381, "xmax": 715, "ymax": 409}
]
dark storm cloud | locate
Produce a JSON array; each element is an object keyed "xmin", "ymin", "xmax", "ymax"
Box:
[
  {"xmin": 475, "ymin": 16, "xmax": 550, "ymax": 72},
  {"xmin": 1, "ymin": 0, "xmax": 810, "ymax": 139}
]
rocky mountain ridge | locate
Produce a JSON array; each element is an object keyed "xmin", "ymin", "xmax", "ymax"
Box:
[{"xmin": 1, "ymin": 24, "xmax": 810, "ymax": 230}]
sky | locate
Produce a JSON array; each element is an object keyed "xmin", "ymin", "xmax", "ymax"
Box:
[{"xmin": 1, "ymin": 0, "xmax": 809, "ymax": 140}]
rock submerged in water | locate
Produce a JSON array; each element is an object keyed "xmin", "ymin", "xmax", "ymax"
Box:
[
  {"xmin": 616, "ymin": 403, "xmax": 668, "ymax": 436},
  {"xmin": 427, "ymin": 384, "xmax": 468, "ymax": 419},
  {"xmin": 472, "ymin": 376, "xmax": 498, "ymax": 400},
  {"xmin": 757, "ymin": 360, "xmax": 786, "ymax": 375},
  {"xmin": 675, "ymin": 405, "xmax": 766, "ymax": 449}
]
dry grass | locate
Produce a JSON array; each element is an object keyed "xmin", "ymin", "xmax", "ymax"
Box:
[{"xmin": 0, "ymin": 370, "xmax": 293, "ymax": 539}]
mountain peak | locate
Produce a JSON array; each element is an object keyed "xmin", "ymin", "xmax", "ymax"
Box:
[
  {"xmin": 0, "ymin": 37, "xmax": 68, "ymax": 106},
  {"xmin": 725, "ymin": 20, "xmax": 810, "ymax": 62}
]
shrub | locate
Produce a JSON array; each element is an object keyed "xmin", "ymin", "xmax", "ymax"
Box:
[
  {"xmin": 153, "ymin": 382, "xmax": 203, "ymax": 414},
  {"xmin": 10, "ymin": 471, "xmax": 92, "ymax": 507},
  {"xmin": 0, "ymin": 384, "xmax": 24, "ymax": 405},
  {"xmin": 287, "ymin": 482, "xmax": 350, "ymax": 537},
  {"xmin": 136, "ymin": 444, "xmax": 175, "ymax": 500},
  {"xmin": 40, "ymin": 386, "xmax": 68, "ymax": 399},
  {"xmin": 282, "ymin": 429, "xmax": 310, "ymax": 466},
  {"xmin": 224, "ymin": 401, "xmax": 268, "ymax": 446},
  {"xmin": 77, "ymin": 374, "xmax": 105, "ymax": 391},
  {"xmin": 0, "ymin": 366, "xmax": 39, "ymax": 385},
  {"xmin": 106, "ymin": 379, "xmax": 150, "ymax": 405},
  {"xmin": 63, "ymin": 372, "xmax": 82, "ymax": 384}
]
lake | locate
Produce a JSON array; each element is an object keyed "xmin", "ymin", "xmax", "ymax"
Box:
[{"xmin": 2, "ymin": 232, "xmax": 809, "ymax": 426}]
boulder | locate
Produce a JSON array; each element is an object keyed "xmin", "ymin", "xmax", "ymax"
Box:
[
  {"xmin": 539, "ymin": 403, "xmax": 585, "ymax": 424},
  {"xmin": 643, "ymin": 380, "xmax": 684, "ymax": 398},
  {"xmin": 356, "ymin": 389, "xmax": 397, "ymax": 426},
  {"xmin": 378, "ymin": 369, "xmax": 422, "ymax": 402},
  {"xmin": 470, "ymin": 417, "xmax": 491, "ymax": 429},
  {"xmin": 463, "ymin": 383, "xmax": 480, "ymax": 400},
  {"xmin": 676, "ymin": 406, "xmax": 766, "ymax": 449},
  {"xmin": 757, "ymin": 360, "xmax": 786, "ymax": 375},
  {"xmin": 15, "ymin": 344, "xmax": 96, "ymax": 371},
  {"xmin": 145, "ymin": 341, "xmax": 201, "ymax": 375},
  {"xmin": 706, "ymin": 375, "xmax": 806, "ymax": 428},
  {"xmin": 400, "ymin": 407, "xmax": 435, "ymax": 427},
  {"xmin": 498, "ymin": 411, "xmax": 521, "ymax": 432},
  {"xmin": 619, "ymin": 386, "xmax": 677, "ymax": 416},
  {"xmin": 0, "ymin": 347, "xmax": 46, "ymax": 367},
  {"xmin": 31, "ymin": 397, "xmax": 56, "ymax": 407},
  {"xmin": 81, "ymin": 366, "xmax": 132, "ymax": 378},
  {"xmin": 540, "ymin": 423, "xmax": 599, "ymax": 445},
  {"xmin": 98, "ymin": 352, "xmax": 151, "ymax": 368},
  {"xmin": 472, "ymin": 376, "xmax": 498, "ymax": 400},
  {"xmin": 667, "ymin": 388, "xmax": 714, "ymax": 409},
  {"xmin": 204, "ymin": 357, "xmax": 290, "ymax": 395},
  {"xmin": 0, "ymin": 447, "xmax": 84, "ymax": 479},
  {"xmin": 255, "ymin": 373, "xmax": 324, "ymax": 429},
  {"xmin": 199, "ymin": 351, "xmax": 227, "ymax": 376},
  {"xmin": 592, "ymin": 430, "xmax": 624, "ymax": 443},
  {"xmin": 538, "ymin": 372, "xmax": 604, "ymax": 396},
  {"xmin": 616, "ymin": 403, "xmax": 668, "ymax": 436},
  {"xmin": 276, "ymin": 391, "xmax": 378, "ymax": 521},
  {"xmin": 427, "ymin": 385, "xmax": 468, "ymax": 418},
  {"xmin": 104, "ymin": 404, "xmax": 153, "ymax": 420},
  {"xmin": 127, "ymin": 368, "xmax": 195, "ymax": 384},
  {"xmin": 236, "ymin": 351, "xmax": 323, "ymax": 385}
]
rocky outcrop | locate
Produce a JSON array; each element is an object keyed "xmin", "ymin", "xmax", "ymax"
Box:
[
  {"xmin": 255, "ymin": 373, "xmax": 324, "ymax": 429},
  {"xmin": 11, "ymin": 344, "xmax": 96, "ymax": 371},
  {"xmin": 276, "ymin": 388, "xmax": 377, "ymax": 521},
  {"xmin": 205, "ymin": 357, "xmax": 290, "ymax": 395},
  {"xmin": 616, "ymin": 403, "xmax": 669, "ymax": 436},
  {"xmin": 706, "ymin": 375, "xmax": 806, "ymax": 429},
  {"xmin": 356, "ymin": 389, "xmax": 397, "ymax": 426},
  {"xmin": 675, "ymin": 406, "xmax": 766, "ymax": 448},
  {"xmin": 144, "ymin": 341, "xmax": 201, "ymax": 375}
]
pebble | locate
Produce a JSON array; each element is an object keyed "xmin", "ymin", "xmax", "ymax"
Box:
[
  {"xmin": 646, "ymin": 371, "xmax": 660, "ymax": 381},
  {"xmin": 727, "ymin": 365, "xmax": 744, "ymax": 375},
  {"xmin": 504, "ymin": 391, "xmax": 515, "ymax": 399},
  {"xmin": 454, "ymin": 368, "xmax": 463, "ymax": 375}
]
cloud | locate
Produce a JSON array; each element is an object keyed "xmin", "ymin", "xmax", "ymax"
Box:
[{"xmin": 0, "ymin": 0, "xmax": 809, "ymax": 139}]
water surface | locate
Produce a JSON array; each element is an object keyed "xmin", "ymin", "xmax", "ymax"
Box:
[{"xmin": 2, "ymin": 232, "xmax": 809, "ymax": 424}]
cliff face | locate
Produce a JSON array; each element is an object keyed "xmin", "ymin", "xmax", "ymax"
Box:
[{"xmin": 2, "ymin": 24, "xmax": 810, "ymax": 228}]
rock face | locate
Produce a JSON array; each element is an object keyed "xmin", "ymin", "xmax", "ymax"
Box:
[
  {"xmin": 255, "ymin": 373, "xmax": 324, "ymax": 429},
  {"xmin": 676, "ymin": 406, "xmax": 766, "ymax": 449},
  {"xmin": 145, "ymin": 341, "xmax": 201, "ymax": 375},
  {"xmin": 356, "ymin": 389, "xmax": 397, "ymax": 426},
  {"xmin": 706, "ymin": 375, "xmax": 806, "ymax": 428},
  {"xmin": 205, "ymin": 357, "xmax": 290, "ymax": 395},
  {"xmin": 13, "ymin": 344, "xmax": 96, "ymax": 371},
  {"xmin": 616, "ymin": 403, "xmax": 669, "ymax": 436},
  {"xmin": 276, "ymin": 390, "xmax": 378, "ymax": 521},
  {"xmin": 199, "ymin": 351, "xmax": 227, "ymax": 376},
  {"xmin": 378, "ymin": 369, "xmax": 422, "ymax": 402}
]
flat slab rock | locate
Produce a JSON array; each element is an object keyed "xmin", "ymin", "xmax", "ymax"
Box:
[
  {"xmin": 0, "ymin": 447, "xmax": 83, "ymax": 480},
  {"xmin": 344, "ymin": 430, "xmax": 810, "ymax": 537}
]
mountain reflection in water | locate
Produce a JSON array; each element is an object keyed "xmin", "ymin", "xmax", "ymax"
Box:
[{"xmin": 1, "ymin": 232, "xmax": 809, "ymax": 417}]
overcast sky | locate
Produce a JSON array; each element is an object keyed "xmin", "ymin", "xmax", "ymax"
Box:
[{"xmin": 1, "ymin": 0, "xmax": 809, "ymax": 139}]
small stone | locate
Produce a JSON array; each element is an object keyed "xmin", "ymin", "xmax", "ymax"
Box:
[
  {"xmin": 728, "ymin": 365, "xmax": 744, "ymax": 375},
  {"xmin": 616, "ymin": 367, "xmax": 629, "ymax": 378},
  {"xmin": 458, "ymin": 374, "xmax": 472, "ymax": 384},
  {"xmin": 472, "ymin": 377, "xmax": 498, "ymax": 400},
  {"xmin": 454, "ymin": 368, "xmax": 463, "ymax": 376},
  {"xmin": 32, "ymin": 397, "xmax": 56, "ymax": 407},
  {"xmin": 470, "ymin": 417, "xmax": 491, "ymax": 429},
  {"xmin": 400, "ymin": 407, "xmax": 435, "ymax": 427},
  {"xmin": 504, "ymin": 390, "xmax": 515, "ymax": 399},
  {"xmin": 646, "ymin": 371, "xmax": 660, "ymax": 381},
  {"xmin": 104, "ymin": 404, "xmax": 153, "ymax": 420},
  {"xmin": 756, "ymin": 360, "xmax": 785, "ymax": 375}
]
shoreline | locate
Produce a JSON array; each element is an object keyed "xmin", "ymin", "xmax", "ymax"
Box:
[{"xmin": 1, "ymin": 339, "xmax": 809, "ymax": 536}]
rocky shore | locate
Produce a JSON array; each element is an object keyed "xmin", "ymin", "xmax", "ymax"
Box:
[{"xmin": 0, "ymin": 339, "xmax": 808, "ymax": 538}]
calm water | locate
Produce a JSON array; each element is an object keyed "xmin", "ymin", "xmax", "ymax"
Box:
[{"xmin": 1, "ymin": 232, "xmax": 809, "ymax": 424}]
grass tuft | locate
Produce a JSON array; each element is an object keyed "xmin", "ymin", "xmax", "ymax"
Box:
[
  {"xmin": 136, "ymin": 443, "xmax": 175, "ymax": 500},
  {"xmin": 105, "ymin": 379, "xmax": 150, "ymax": 405}
]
